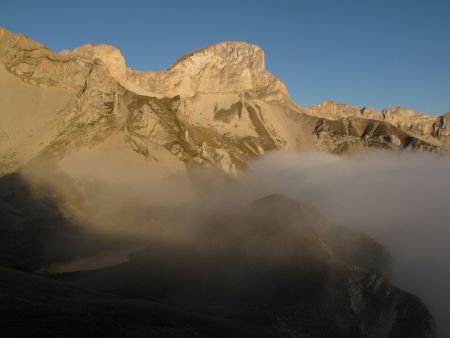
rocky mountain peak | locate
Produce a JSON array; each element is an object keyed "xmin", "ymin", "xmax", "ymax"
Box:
[
  {"xmin": 123, "ymin": 41, "xmax": 287, "ymax": 100},
  {"xmin": 59, "ymin": 39, "xmax": 287, "ymax": 100},
  {"xmin": 169, "ymin": 41, "xmax": 265, "ymax": 73},
  {"xmin": 63, "ymin": 44, "xmax": 127, "ymax": 82}
]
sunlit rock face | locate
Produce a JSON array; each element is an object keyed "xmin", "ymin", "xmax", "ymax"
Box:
[
  {"xmin": 62, "ymin": 40, "xmax": 288, "ymax": 100},
  {"xmin": 0, "ymin": 27, "xmax": 448, "ymax": 177},
  {"xmin": 302, "ymin": 101, "xmax": 449, "ymax": 148},
  {"xmin": 125, "ymin": 41, "xmax": 289, "ymax": 100}
]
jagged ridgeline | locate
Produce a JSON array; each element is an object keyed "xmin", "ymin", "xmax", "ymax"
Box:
[{"xmin": 0, "ymin": 27, "xmax": 449, "ymax": 177}]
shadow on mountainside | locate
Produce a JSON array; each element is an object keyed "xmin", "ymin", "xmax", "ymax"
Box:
[
  {"xmin": 0, "ymin": 172, "xmax": 135, "ymax": 272},
  {"xmin": 0, "ymin": 173, "xmax": 435, "ymax": 338}
]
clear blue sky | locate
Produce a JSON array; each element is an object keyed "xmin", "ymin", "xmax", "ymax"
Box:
[{"xmin": 1, "ymin": 0, "xmax": 449, "ymax": 115}]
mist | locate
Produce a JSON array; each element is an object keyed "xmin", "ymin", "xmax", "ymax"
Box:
[
  {"xmin": 239, "ymin": 151, "xmax": 450, "ymax": 337},
  {"xmin": 21, "ymin": 150, "xmax": 450, "ymax": 336}
]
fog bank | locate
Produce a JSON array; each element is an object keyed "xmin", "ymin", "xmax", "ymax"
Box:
[
  {"xmin": 22, "ymin": 150, "xmax": 450, "ymax": 336},
  {"xmin": 240, "ymin": 151, "xmax": 450, "ymax": 337}
]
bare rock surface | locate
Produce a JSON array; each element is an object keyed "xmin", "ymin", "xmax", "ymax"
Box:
[{"xmin": 1, "ymin": 27, "xmax": 448, "ymax": 177}]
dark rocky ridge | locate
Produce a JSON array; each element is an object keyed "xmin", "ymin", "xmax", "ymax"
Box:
[{"xmin": 0, "ymin": 171, "xmax": 435, "ymax": 337}]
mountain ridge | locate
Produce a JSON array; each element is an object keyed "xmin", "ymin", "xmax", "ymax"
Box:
[{"xmin": 0, "ymin": 26, "xmax": 448, "ymax": 178}]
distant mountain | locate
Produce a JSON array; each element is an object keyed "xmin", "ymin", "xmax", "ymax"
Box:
[{"xmin": 0, "ymin": 27, "xmax": 448, "ymax": 177}]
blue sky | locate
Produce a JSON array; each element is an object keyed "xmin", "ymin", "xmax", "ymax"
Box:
[{"xmin": 1, "ymin": 0, "xmax": 449, "ymax": 115}]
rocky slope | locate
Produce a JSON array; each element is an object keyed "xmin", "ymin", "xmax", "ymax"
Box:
[
  {"xmin": 0, "ymin": 27, "xmax": 448, "ymax": 178},
  {"xmin": 52, "ymin": 194, "xmax": 434, "ymax": 338}
]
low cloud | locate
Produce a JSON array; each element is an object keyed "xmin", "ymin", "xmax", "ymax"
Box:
[
  {"xmin": 239, "ymin": 150, "xmax": 450, "ymax": 337},
  {"xmin": 21, "ymin": 150, "xmax": 450, "ymax": 336}
]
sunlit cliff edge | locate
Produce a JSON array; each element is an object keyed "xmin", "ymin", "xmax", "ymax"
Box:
[{"xmin": 1, "ymin": 26, "xmax": 449, "ymax": 178}]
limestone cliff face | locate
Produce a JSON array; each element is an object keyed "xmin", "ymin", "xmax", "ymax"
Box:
[
  {"xmin": 303, "ymin": 101, "xmax": 449, "ymax": 149},
  {"xmin": 63, "ymin": 44, "xmax": 127, "ymax": 83},
  {"xmin": 0, "ymin": 28, "xmax": 91, "ymax": 89},
  {"xmin": 127, "ymin": 41, "xmax": 288, "ymax": 101},
  {"xmin": 66, "ymin": 40, "xmax": 289, "ymax": 102},
  {"xmin": 0, "ymin": 26, "xmax": 448, "ymax": 178}
]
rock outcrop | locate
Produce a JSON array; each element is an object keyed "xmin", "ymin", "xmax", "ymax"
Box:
[
  {"xmin": 303, "ymin": 101, "xmax": 450, "ymax": 149},
  {"xmin": 65, "ymin": 40, "xmax": 288, "ymax": 101}
]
